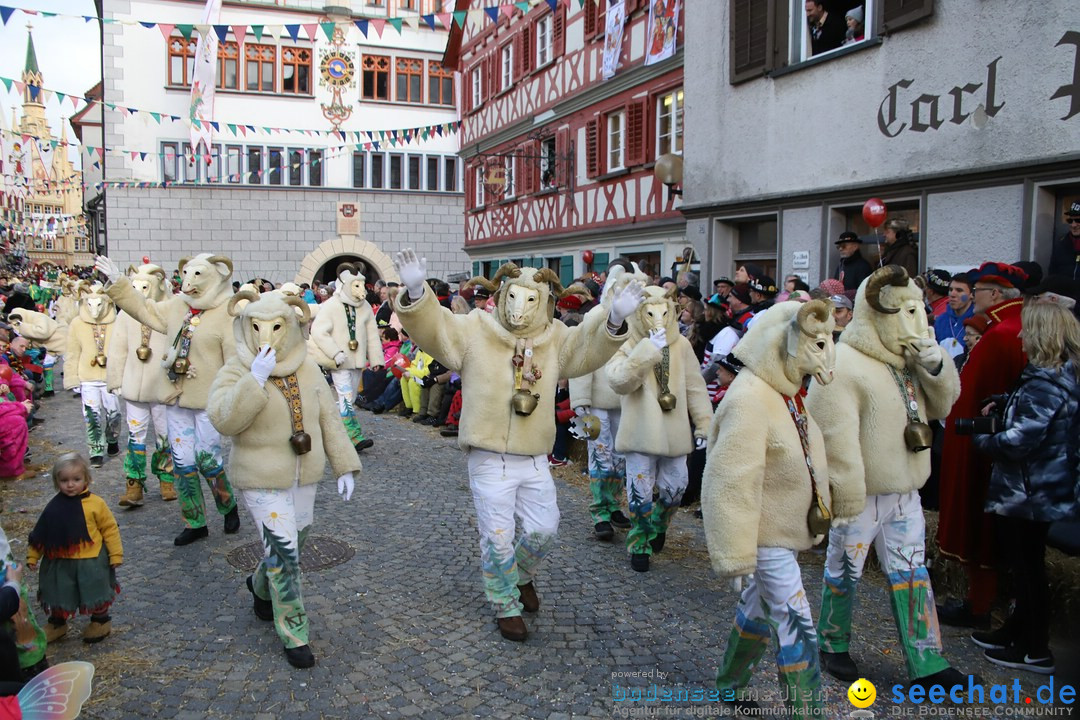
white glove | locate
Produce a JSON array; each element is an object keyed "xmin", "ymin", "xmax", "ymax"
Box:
[
  {"xmin": 393, "ymin": 248, "xmax": 428, "ymax": 301},
  {"xmin": 337, "ymin": 472, "xmax": 355, "ymax": 502},
  {"xmin": 334, "ymin": 351, "xmax": 347, "ymax": 367},
  {"xmin": 831, "ymin": 516, "xmax": 854, "ymax": 530},
  {"xmin": 694, "ymin": 436, "xmax": 706, "ymax": 450},
  {"xmin": 95, "ymin": 255, "xmax": 122, "ymax": 283},
  {"xmin": 913, "ymin": 338, "xmax": 944, "ymax": 374},
  {"xmin": 608, "ymin": 280, "xmax": 646, "ymax": 327},
  {"xmin": 730, "ymin": 573, "xmax": 753, "ymax": 594},
  {"xmin": 250, "ymin": 345, "xmax": 276, "ymax": 387},
  {"xmin": 574, "ymin": 406, "xmax": 590, "ymax": 417},
  {"xmin": 648, "ymin": 327, "xmax": 667, "ymax": 351}
]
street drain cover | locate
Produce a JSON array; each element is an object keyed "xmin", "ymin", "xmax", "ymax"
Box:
[{"xmin": 226, "ymin": 535, "xmax": 355, "ymax": 571}]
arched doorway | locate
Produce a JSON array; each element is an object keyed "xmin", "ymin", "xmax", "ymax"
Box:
[
  {"xmin": 314, "ymin": 254, "xmax": 381, "ymax": 285},
  {"xmin": 293, "ymin": 237, "xmax": 399, "ymax": 287}
]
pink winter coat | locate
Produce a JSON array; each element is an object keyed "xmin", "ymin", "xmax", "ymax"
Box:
[{"xmin": 0, "ymin": 400, "xmax": 29, "ymax": 478}]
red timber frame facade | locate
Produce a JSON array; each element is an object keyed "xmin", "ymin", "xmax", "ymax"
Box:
[{"xmin": 445, "ymin": 0, "xmax": 686, "ymax": 284}]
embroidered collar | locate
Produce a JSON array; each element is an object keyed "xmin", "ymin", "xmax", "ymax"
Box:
[{"xmin": 986, "ymin": 298, "xmax": 1024, "ymax": 324}]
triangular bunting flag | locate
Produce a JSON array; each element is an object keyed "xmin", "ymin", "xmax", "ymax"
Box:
[
  {"xmin": 151, "ymin": 112, "xmax": 161, "ymax": 123},
  {"xmin": 250, "ymin": 24, "xmax": 264, "ymax": 41},
  {"xmin": 194, "ymin": 24, "xmax": 211, "ymax": 39},
  {"xmin": 501, "ymin": 5, "xmax": 516, "ymax": 19},
  {"xmin": 55, "ymin": 91, "xmax": 65, "ymax": 104},
  {"xmin": 354, "ymin": 19, "xmax": 368, "ymax": 37},
  {"xmin": 515, "ymin": 1, "xmax": 530, "ymax": 11},
  {"xmin": 320, "ymin": 22, "xmax": 335, "ymax": 41},
  {"xmin": 369, "ymin": 18, "xmax": 385, "ymax": 37},
  {"xmin": 437, "ymin": 12, "xmax": 452, "ymax": 29},
  {"xmin": 0, "ymin": 6, "xmax": 14, "ymax": 25},
  {"xmin": 484, "ymin": 7, "xmax": 499, "ymax": 23},
  {"xmin": 28, "ymin": 85, "xmax": 39, "ymax": 101},
  {"xmin": 469, "ymin": 9, "xmax": 485, "ymax": 27},
  {"xmin": 266, "ymin": 25, "xmax": 282, "ymax": 39},
  {"xmin": 140, "ymin": 152, "xmax": 147, "ymax": 161},
  {"xmin": 227, "ymin": 123, "xmax": 236, "ymax": 134},
  {"xmin": 452, "ymin": 11, "xmax": 466, "ymax": 28},
  {"xmin": 70, "ymin": 95, "xmax": 79, "ymax": 109},
  {"xmin": 421, "ymin": 14, "xmax": 436, "ymax": 31},
  {"xmin": 403, "ymin": 16, "xmax": 418, "ymax": 31},
  {"xmin": 387, "ymin": 17, "xmax": 403, "ymax": 34},
  {"xmin": 158, "ymin": 23, "xmax": 175, "ymax": 41},
  {"xmin": 0, "ymin": 77, "xmax": 10, "ymax": 92},
  {"xmin": 139, "ymin": 21, "xmax": 155, "ymax": 28},
  {"xmin": 545, "ymin": 0, "xmax": 558, "ymax": 11},
  {"xmin": 233, "ymin": 24, "xmax": 246, "ymax": 48},
  {"xmin": 284, "ymin": 24, "xmax": 301, "ymax": 42},
  {"xmin": 301, "ymin": 23, "xmax": 318, "ymax": 42},
  {"xmin": 213, "ymin": 24, "xmax": 229, "ymax": 43},
  {"xmin": 177, "ymin": 24, "xmax": 194, "ymax": 40}
]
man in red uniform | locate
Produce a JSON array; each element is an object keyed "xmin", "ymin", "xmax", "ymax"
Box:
[{"xmin": 937, "ymin": 262, "xmax": 1029, "ymax": 627}]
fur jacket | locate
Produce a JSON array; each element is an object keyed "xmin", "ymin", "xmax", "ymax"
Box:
[
  {"xmin": 806, "ymin": 312, "xmax": 960, "ymax": 518},
  {"xmin": 208, "ymin": 295, "xmax": 362, "ymax": 491},
  {"xmin": 106, "ymin": 279, "xmax": 235, "ymax": 409},
  {"xmin": 105, "ymin": 311, "xmax": 173, "ymax": 404},
  {"xmin": 63, "ymin": 302, "xmax": 117, "ymax": 389},
  {"xmin": 393, "ymin": 284, "xmax": 628, "ymax": 456},
  {"xmin": 308, "ymin": 292, "xmax": 382, "ymax": 371},
  {"xmin": 567, "ymin": 303, "xmax": 622, "ymax": 411}
]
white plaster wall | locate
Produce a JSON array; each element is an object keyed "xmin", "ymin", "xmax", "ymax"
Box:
[
  {"xmin": 685, "ymin": 0, "xmax": 1078, "ymax": 205},
  {"xmin": 925, "ymin": 185, "xmax": 1024, "ymax": 269},
  {"xmin": 105, "ymin": 186, "xmax": 467, "ymax": 283},
  {"xmin": 779, "ymin": 207, "xmax": 823, "ymax": 282}
]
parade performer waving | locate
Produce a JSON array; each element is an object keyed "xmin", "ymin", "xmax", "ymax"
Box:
[
  {"xmin": 95, "ymin": 254, "xmax": 240, "ymax": 546},
  {"xmin": 392, "ymin": 249, "xmax": 643, "ymax": 642},
  {"xmin": 702, "ymin": 300, "xmax": 837, "ymax": 715},
  {"xmin": 806, "ymin": 266, "xmax": 971, "ymax": 689},
  {"xmin": 105, "ymin": 264, "xmax": 178, "ymax": 507},
  {"xmin": 606, "ymin": 284, "xmax": 712, "ymax": 572},
  {"xmin": 309, "ymin": 263, "xmax": 380, "ymax": 453},
  {"xmin": 63, "ymin": 286, "xmax": 121, "ymax": 469},
  {"xmin": 208, "ymin": 291, "xmax": 361, "ymax": 669}
]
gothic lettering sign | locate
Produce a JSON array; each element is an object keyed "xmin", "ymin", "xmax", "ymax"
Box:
[
  {"xmin": 878, "ymin": 57, "xmax": 1004, "ymax": 138},
  {"xmin": 1052, "ymin": 31, "xmax": 1080, "ymax": 121},
  {"xmin": 337, "ymin": 202, "xmax": 360, "ymax": 236}
]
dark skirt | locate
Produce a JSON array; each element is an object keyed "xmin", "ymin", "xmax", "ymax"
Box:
[{"xmin": 37, "ymin": 546, "xmax": 118, "ymax": 619}]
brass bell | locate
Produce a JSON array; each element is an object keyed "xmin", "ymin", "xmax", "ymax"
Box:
[
  {"xmin": 173, "ymin": 357, "xmax": 190, "ymax": 375},
  {"xmin": 348, "ymin": 339, "xmax": 359, "ymax": 351},
  {"xmin": 95, "ymin": 353, "xmax": 107, "ymax": 368},
  {"xmin": 289, "ymin": 431, "xmax": 312, "ymax": 456},
  {"xmin": 904, "ymin": 422, "xmax": 933, "ymax": 452},
  {"xmin": 511, "ymin": 389, "xmax": 539, "ymax": 416},
  {"xmin": 136, "ymin": 346, "xmax": 152, "ymax": 362},
  {"xmin": 808, "ymin": 497, "xmax": 833, "ymax": 535},
  {"xmin": 657, "ymin": 392, "xmax": 677, "ymax": 411}
]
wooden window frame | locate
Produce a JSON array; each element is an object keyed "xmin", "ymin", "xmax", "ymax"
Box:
[
  {"xmin": 656, "ymin": 88, "xmax": 683, "ymax": 158},
  {"xmin": 370, "ymin": 153, "xmax": 385, "ymax": 189},
  {"xmin": 362, "ymin": 54, "xmax": 391, "ymax": 101},
  {"xmin": 161, "ymin": 142, "xmax": 179, "ymax": 183},
  {"xmin": 389, "ymin": 153, "xmax": 404, "ymax": 190},
  {"xmin": 268, "ymin": 147, "xmax": 284, "ymax": 186},
  {"xmin": 428, "ymin": 61, "xmax": 455, "ymax": 106},
  {"xmin": 247, "ymin": 146, "xmax": 264, "ymax": 184},
  {"xmin": 444, "ymin": 156, "xmax": 458, "ymax": 192},
  {"xmin": 426, "ymin": 156, "xmax": 440, "ymax": 191},
  {"xmin": 288, "ymin": 147, "xmax": 305, "ymax": 186},
  {"xmin": 396, "ymin": 57, "xmax": 424, "ymax": 104},
  {"xmin": 500, "ymin": 42, "xmax": 514, "ymax": 92},
  {"xmin": 225, "ymin": 145, "xmax": 242, "ymax": 183},
  {"xmin": 218, "ymin": 41, "xmax": 240, "ymax": 90},
  {"xmin": 167, "ymin": 35, "xmax": 197, "ymax": 86},
  {"xmin": 408, "ymin": 154, "xmax": 423, "ymax": 190},
  {"xmin": 607, "ymin": 111, "xmax": 625, "ymax": 172},
  {"xmin": 245, "ymin": 43, "xmax": 276, "ymax": 93},
  {"xmin": 309, "ymin": 149, "xmax": 323, "ymax": 187},
  {"xmin": 352, "ymin": 152, "xmax": 366, "ymax": 189},
  {"xmin": 281, "ymin": 45, "xmax": 313, "ymax": 95},
  {"xmin": 535, "ymin": 15, "xmax": 552, "ymax": 68},
  {"xmin": 469, "ymin": 65, "xmax": 482, "ymax": 111}
]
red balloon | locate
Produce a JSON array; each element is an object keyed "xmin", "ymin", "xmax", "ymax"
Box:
[
  {"xmin": 142, "ymin": 255, "xmax": 150, "ymax": 264},
  {"xmin": 582, "ymin": 250, "xmax": 595, "ymax": 266},
  {"xmin": 862, "ymin": 198, "xmax": 888, "ymax": 228},
  {"xmin": 0, "ymin": 365, "xmax": 12, "ymax": 381}
]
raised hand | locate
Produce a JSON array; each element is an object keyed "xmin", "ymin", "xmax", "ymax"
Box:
[
  {"xmin": 393, "ymin": 249, "xmax": 428, "ymax": 300},
  {"xmin": 609, "ymin": 279, "xmax": 646, "ymax": 327},
  {"xmin": 95, "ymin": 255, "xmax": 122, "ymax": 283},
  {"xmin": 648, "ymin": 327, "xmax": 667, "ymax": 351},
  {"xmin": 250, "ymin": 345, "xmax": 276, "ymax": 386}
]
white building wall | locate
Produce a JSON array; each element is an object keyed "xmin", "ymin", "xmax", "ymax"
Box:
[{"xmin": 925, "ymin": 186, "xmax": 1025, "ymax": 269}]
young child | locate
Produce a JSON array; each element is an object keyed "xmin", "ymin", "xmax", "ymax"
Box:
[{"xmin": 26, "ymin": 453, "xmax": 122, "ymax": 644}]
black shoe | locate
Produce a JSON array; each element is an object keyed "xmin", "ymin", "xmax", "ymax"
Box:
[
  {"xmin": 284, "ymin": 644, "xmax": 316, "ymax": 669},
  {"xmin": 594, "ymin": 521, "xmax": 614, "ymax": 541},
  {"xmin": 609, "ymin": 510, "xmax": 631, "ymax": 529},
  {"xmin": 971, "ymin": 625, "xmax": 1015, "ymax": 651},
  {"xmin": 106, "ymin": 442, "xmax": 120, "ymax": 456},
  {"xmin": 820, "ymin": 650, "xmax": 860, "ymax": 682},
  {"xmin": 355, "ymin": 438, "xmax": 374, "ymax": 453},
  {"xmin": 372, "ymin": 405, "xmax": 386, "ymax": 415},
  {"xmin": 984, "ymin": 647, "xmax": 1054, "ymax": 675},
  {"xmin": 43, "ymin": 390, "xmax": 54, "ymax": 398},
  {"xmin": 223, "ymin": 507, "xmax": 241, "ymax": 534},
  {"xmin": 31, "ymin": 417, "xmax": 45, "ymax": 427},
  {"xmin": 90, "ymin": 456, "xmax": 104, "ymax": 468},
  {"xmin": 936, "ymin": 599, "xmax": 989, "ymax": 629},
  {"xmin": 431, "ymin": 418, "xmax": 445, "ymax": 427},
  {"xmin": 910, "ymin": 667, "xmax": 977, "ymax": 691},
  {"xmin": 174, "ymin": 526, "xmax": 209, "ymax": 546},
  {"xmin": 246, "ymin": 576, "xmax": 274, "ymax": 622},
  {"xmin": 694, "ymin": 508, "xmax": 703, "ymax": 519},
  {"xmin": 440, "ymin": 427, "xmax": 458, "ymax": 437},
  {"xmin": 650, "ymin": 532, "xmax": 666, "ymax": 554},
  {"xmin": 630, "ymin": 553, "xmax": 649, "ymax": 572},
  {"xmin": 420, "ymin": 416, "xmax": 437, "ymax": 426},
  {"xmin": 412, "ymin": 414, "xmax": 429, "ymax": 423},
  {"xmin": 397, "ymin": 407, "xmax": 412, "ymax": 417}
]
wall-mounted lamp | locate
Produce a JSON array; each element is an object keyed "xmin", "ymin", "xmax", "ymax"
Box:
[{"xmin": 653, "ymin": 153, "xmax": 683, "ymax": 201}]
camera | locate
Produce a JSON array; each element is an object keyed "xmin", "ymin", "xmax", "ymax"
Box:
[{"xmin": 953, "ymin": 394, "xmax": 1008, "ymax": 435}]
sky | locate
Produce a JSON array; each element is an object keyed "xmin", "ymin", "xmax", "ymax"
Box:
[{"xmin": 0, "ymin": 0, "xmax": 101, "ymax": 168}]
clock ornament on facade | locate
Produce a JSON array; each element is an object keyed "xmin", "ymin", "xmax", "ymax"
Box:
[{"xmin": 320, "ymin": 52, "xmax": 355, "ymax": 87}]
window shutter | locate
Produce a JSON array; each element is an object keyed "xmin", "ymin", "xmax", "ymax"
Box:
[
  {"xmin": 592, "ymin": 1, "xmax": 605, "ymax": 40},
  {"xmin": 625, "ymin": 100, "xmax": 647, "ymax": 167},
  {"xmin": 519, "ymin": 141, "xmax": 537, "ymax": 195},
  {"xmin": 472, "ymin": 261, "xmax": 480, "ymax": 278},
  {"xmin": 556, "ymin": 127, "xmax": 570, "ymax": 187},
  {"xmin": 553, "ymin": 7, "xmax": 565, "ymax": 57},
  {"xmin": 465, "ymin": 69, "xmax": 473, "ymax": 112},
  {"xmin": 583, "ymin": 0, "xmax": 597, "ymax": 37},
  {"xmin": 487, "ymin": 53, "xmax": 498, "ymax": 97},
  {"xmin": 729, "ymin": 0, "xmax": 769, "ymax": 84},
  {"xmin": 559, "ymin": 255, "xmax": 575, "ymax": 287},
  {"xmin": 878, "ymin": 0, "xmax": 934, "ymax": 35},
  {"xmin": 522, "ymin": 25, "xmax": 534, "ymax": 75},
  {"xmin": 585, "ymin": 118, "xmax": 601, "ymax": 178},
  {"xmin": 513, "ymin": 36, "xmax": 523, "ymax": 81},
  {"xmin": 592, "ymin": 252, "xmax": 610, "ymax": 274}
]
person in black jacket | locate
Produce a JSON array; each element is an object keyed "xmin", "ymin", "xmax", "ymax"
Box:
[
  {"xmin": 1048, "ymin": 202, "xmax": 1080, "ymax": 280},
  {"xmin": 833, "ymin": 232, "xmax": 872, "ymax": 292},
  {"xmin": 806, "ymin": 0, "xmax": 846, "ymax": 55}
]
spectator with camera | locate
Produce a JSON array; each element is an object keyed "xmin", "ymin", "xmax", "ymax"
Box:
[
  {"xmin": 967, "ymin": 301, "xmax": 1080, "ymax": 675},
  {"xmin": 938, "ymin": 263, "xmax": 1029, "ymax": 629}
]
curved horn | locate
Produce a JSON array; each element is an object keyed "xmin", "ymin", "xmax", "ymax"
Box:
[
  {"xmin": 463, "ymin": 276, "xmax": 498, "ymax": 294},
  {"xmin": 336, "ymin": 262, "xmax": 358, "ymax": 278},
  {"xmin": 177, "ymin": 256, "xmax": 191, "ymax": 274},
  {"xmin": 126, "ymin": 264, "xmax": 137, "ymax": 276},
  {"xmin": 864, "ymin": 264, "xmax": 909, "ymax": 315},
  {"xmin": 226, "ymin": 290, "xmax": 260, "ymax": 317},
  {"xmin": 557, "ymin": 282, "xmax": 591, "ymax": 301},
  {"xmin": 796, "ymin": 299, "xmax": 833, "ymax": 337},
  {"xmin": 282, "ymin": 295, "xmax": 311, "ymax": 325},
  {"xmin": 532, "ymin": 267, "xmax": 566, "ymax": 296},
  {"xmin": 205, "ymin": 255, "xmax": 234, "ymax": 275}
]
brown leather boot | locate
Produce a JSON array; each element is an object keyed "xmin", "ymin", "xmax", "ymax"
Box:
[
  {"xmin": 518, "ymin": 582, "xmax": 540, "ymax": 613},
  {"xmin": 497, "ymin": 616, "xmax": 527, "ymax": 642},
  {"xmin": 159, "ymin": 480, "xmax": 178, "ymax": 501},
  {"xmin": 118, "ymin": 479, "xmax": 144, "ymax": 507},
  {"xmin": 82, "ymin": 620, "xmax": 111, "ymax": 644}
]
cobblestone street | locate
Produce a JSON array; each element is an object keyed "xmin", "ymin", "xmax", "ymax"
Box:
[{"xmin": 0, "ymin": 388, "xmax": 1068, "ymax": 719}]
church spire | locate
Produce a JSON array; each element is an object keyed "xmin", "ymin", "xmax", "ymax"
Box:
[{"xmin": 22, "ymin": 23, "xmax": 43, "ymax": 106}]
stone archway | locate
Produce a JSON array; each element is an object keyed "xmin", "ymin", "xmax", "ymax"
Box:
[{"xmin": 294, "ymin": 237, "xmax": 399, "ymax": 286}]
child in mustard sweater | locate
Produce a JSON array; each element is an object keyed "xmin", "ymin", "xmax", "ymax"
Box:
[{"xmin": 27, "ymin": 452, "xmax": 122, "ymax": 644}]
